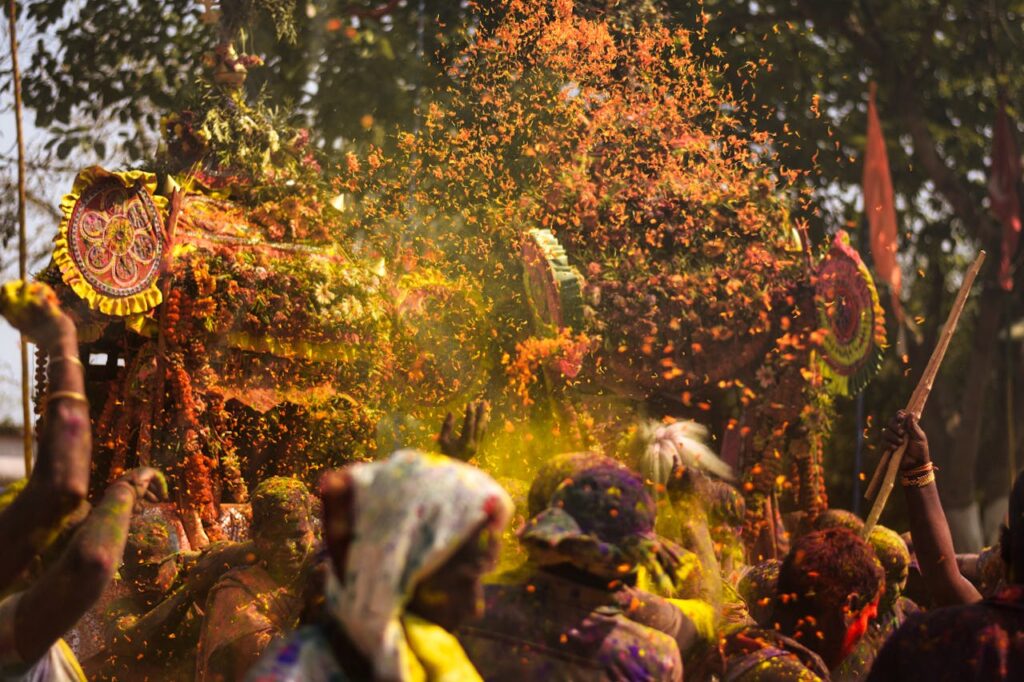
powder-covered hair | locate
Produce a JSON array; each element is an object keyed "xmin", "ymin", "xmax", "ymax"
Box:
[
  {"xmin": 774, "ymin": 528, "xmax": 884, "ymax": 629},
  {"xmin": 251, "ymin": 476, "xmax": 311, "ymax": 534}
]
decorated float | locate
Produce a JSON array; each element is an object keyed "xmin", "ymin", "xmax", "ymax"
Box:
[{"xmin": 33, "ymin": 0, "xmax": 888, "ymax": 554}]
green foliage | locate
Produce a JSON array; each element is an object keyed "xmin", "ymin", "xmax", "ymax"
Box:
[{"xmin": 16, "ymin": 0, "xmax": 475, "ymax": 162}]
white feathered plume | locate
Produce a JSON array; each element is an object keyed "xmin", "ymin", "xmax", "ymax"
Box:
[{"xmin": 633, "ymin": 419, "xmax": 734, "ymax": 486}]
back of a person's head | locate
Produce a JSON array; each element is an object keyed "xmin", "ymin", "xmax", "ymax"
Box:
[
  {"xmin": 867, "ymin": 525, "xmax": 910, "ymax": 592},
  {"xmin": 548, "ymin": 464, "xmax": 656, "ymax": 544},
  {"xmin": 707, "ymin": 480, "xmax": 746, "ymax": 528},
  {"xmin": 812, "ymin": 508, "xmax": 865, "ymax": 535},
  {"xmin": 526, "ymin": 451, "xmax": 621, "ymax": 518},
  {"xmin": 1001, "ymin": 470, "xmax": 1024, "ymax": 582},
  {"xmin": 126, "ymin": 513, "xmax": 179, "ymax": 563},
  {"xmin": 738, "ymin": 559, "xmax": 780, "ymax": 626},
  {"xmin": 775, "ymin": 527, "xmax": 883, "ymax": 628}
]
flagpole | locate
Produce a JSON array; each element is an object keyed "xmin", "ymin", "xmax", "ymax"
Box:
[{"xmin": 7, "ymin": 0, "xmax": 32, "ymax": 476}]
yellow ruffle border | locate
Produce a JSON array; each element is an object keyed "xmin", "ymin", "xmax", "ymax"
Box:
[{"xmin": 54, "ymin": 166, "xmax": 168, "ymax": 317}]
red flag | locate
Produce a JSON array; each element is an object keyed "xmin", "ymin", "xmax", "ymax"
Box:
[
  {"xmin": 862, "ymin": 83, "xmax": 903, "ymax": 322},
  {"xmin": 989, "ymin": 98, "xmax": 1022, "ymax": 291}
]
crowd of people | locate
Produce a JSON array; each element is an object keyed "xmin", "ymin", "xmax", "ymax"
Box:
[{"xmin": 1, "ymin": 279, "xmax": 1023, "ymax": 681}]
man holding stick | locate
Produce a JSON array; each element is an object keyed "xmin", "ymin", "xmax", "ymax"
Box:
[{"xmin": 867, "ymin": 413, "xmax": 1024, "ymax": 681}]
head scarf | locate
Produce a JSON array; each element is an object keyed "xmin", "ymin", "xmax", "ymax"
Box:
[
  {"xmin": 521, "ymin": 463, "xmax": 681, "ymax": 592},
  {"xmin": 526, "ymin": 451, "xmax": 623, "ymax": 517},
  {"xmin": 325, "ymin": 449, "xmax": 512, "ymax": 681}
]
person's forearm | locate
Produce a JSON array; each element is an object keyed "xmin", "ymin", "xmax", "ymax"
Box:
[
  {"xmin": 109, "ymin": 585, "xmax": 195, "ymax": 657},
  {"xmin": 0, "ymin": 328, "xmax": 90, "ymax": 590},
  {"xmin": 684, "ymin": 519, "xmax": 722, "ymax": 605},
  {"xmin": 32, "ymin": 327, "xmax": 91, "ymax": 506},
  {"xmin": 904, "ymin": 483, "xmax": 981, "ymax": 606},
  {"xmin": 14, "ymin": 482, "xmax": 135, "ymax": 662}
]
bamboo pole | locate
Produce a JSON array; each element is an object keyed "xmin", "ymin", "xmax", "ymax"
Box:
[
  {"xmin": 7, "ymin": 0, "xmax": 31, "ymax": 476},
  {"xmin": 862, "ymin": 251, "xmax": 986, "ymax": 537}
]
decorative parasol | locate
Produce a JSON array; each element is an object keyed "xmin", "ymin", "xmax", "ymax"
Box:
[
  {"xmin": 814, "ymin": 230, "xmax": 887, "ymax": 396},
  {"xmin": 521, "ymin": 228, "xmax": 584, "ymax": 332},
  {"xmin": 54, "ymin": 167, "xmax": 167, "ymax": 316}
]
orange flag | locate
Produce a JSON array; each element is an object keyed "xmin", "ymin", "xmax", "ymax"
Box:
[
  {"xmin": 990, "ymin": 98, "xmax": 1022, "ymax": 291},
  {"xmin": 862, "ymin": 83, "xmax": 903, "ymax": 322}
]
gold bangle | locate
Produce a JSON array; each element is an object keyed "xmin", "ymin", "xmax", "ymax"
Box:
[
  {"xmin": 901, "ymin": 471, "xmax": 936, "ymax": 488},
  {"xmin": 48, "ymin": 355, "xmax": 84, "ymax": 370},
  {"xmin": 45, "ymin": 390, "xmax": 90, "ymax": 407},
  {"xmin": 902, "ymin": 462, "xmax": 938, "ymax": 477}
]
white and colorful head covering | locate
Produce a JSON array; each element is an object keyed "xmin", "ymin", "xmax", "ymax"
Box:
[{"xmin": 326, "ymin": 449, "xmax": 512, "ymax": 681}]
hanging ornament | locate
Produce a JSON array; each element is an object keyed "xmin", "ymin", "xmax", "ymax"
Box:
[
  {"xmin": 814, "ymin": 230, "xmax": 887, "ymax": 396},
  {"xmin": 54, "ymin": 167, "xmax": 167, "ymax": 316},
  {"xmin": 521, "ymin": 228, "xmax": 585, "ymax": 333}
]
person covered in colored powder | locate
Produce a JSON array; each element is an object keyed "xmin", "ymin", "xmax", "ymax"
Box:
[
  {"xmin": 867, "ymin": 413, "xmax": 1024, "ymax": 681},
  {"xmin": 459, "ymin": 460, "xmax": 692, "ymax": 681},
  {"xmin": 246, "ymin": 449, "xmax": 513, "ymax": 681},
  {"xmin": 706, "ymin": 527, "xmax": 884, "ymax": 681},
  {"xmin": 0, "ymin": 466, "xmax": 169, "ymax": 682},
  {"xmin": 196, "ymin": 476, "xmax": 317, "ymax": 681},
  {"xmin": 835, "ymin": 525, "xmax": 918, "ymax": 680},
  {"xmin": 87, "ymin": 512, "xmax": 253, "ymax": 680},
  {"xmin": 0, "ymin": 280, "xmax": 93, "ymax": 594},
  {"xmin": 0, "ymin": 281, "xmax": 168, "ymax": 680}
]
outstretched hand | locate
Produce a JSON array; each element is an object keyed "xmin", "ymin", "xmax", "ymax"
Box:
[
  {"xmin": 882, "ymin": 410, "xmax": 930, "ymax": 471},
  {"xmin": 439, "ymin": 401, "xmax": 489, "ymax": 461},
  {"xmin": 0, "ymin": 280, "xmax": 72, "ymax": 350},
  {"xmin": 115, "ymin": 467, "xmax": 169, "ymax": 507}
]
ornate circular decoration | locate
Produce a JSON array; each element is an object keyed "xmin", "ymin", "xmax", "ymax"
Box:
[
  {"xmin": 522, "ymin": 228, "xmax": 584, "ymax": 332},
  {"xmin": 55, "ymin": 167, "xmax": 167, "ymax": 316},
  {"xmin": 815, "ymin": 230, "xmax": 887, "ymax": 396},
  {"xmin": 69, "ymin": 179, "xmax": 163, "ymax": 297}
]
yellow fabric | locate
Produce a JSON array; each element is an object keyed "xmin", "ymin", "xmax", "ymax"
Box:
[
  {"xmin": 667, "ymin": 598, "xmax": 717, "ymax": 642},
  {"xmin": 401, "ymin": 614, "xmax": 483, "ymax": 682},
  {"xmin": 53, "ymin": 639, "xmax": 87, "ymax": 682},
  {"xmin": 54, "ymin": 166, "xmax": 167, "ymax": 317}
]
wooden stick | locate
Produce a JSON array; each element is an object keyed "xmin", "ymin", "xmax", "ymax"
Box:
[
  {"xmin": 862, "ymin": 251, "xmax": 986, "ymax": 537},
  {"xmin": 863, "ymin": 448, "xmax": 892, "ymax": 501}
]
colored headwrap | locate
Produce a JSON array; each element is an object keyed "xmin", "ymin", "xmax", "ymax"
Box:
[
  {"xmin": 324, "ymin": 450, "xmax": 512, "ymax": 682},
  {"xmin": 526, "ymin": 451, "xmax": 623, "ymax": 517},
  {"xmin": 521, "ymin": 463, "xmax": 680, "ymax": 593}
]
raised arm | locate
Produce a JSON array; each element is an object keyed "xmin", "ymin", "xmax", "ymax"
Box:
[
  {"xmin": 886, "ymin": 412, "xmax": 981, "ymax": 606},
  {"xmin": 103, "ymin": 540, "xmax": 255, "ymax": 660},
  {"xmin": 12, "ymin": 468, "xmax": 166, "ymax": 664},
  {"xmin": 0, "ymin": 281, "xmax": 91, "ymax": 589}
]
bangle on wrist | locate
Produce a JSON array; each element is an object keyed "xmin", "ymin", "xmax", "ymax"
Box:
[
  {"xmin": 905, "ymin": 471, "xmax": 937, "ymax": 485},
  {"xmin": 901, "ymin": 461, "xmax": 937, "ymax": 486},
  {"xmin": 48, "ymin": 355, "xmax": 84, "ymax": 370},
  {"xmin": 902, "ymin": 462, "xmax": 938, "ymax": 477},
  {"xmin": 44, "ymin": 391, "xmax": 90, "ymax": 409}
]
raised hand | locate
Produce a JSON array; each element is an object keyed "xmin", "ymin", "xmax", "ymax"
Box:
[
  {"xmin": 115, "ymin": 467, "xmax": 169, "ymax": 506},
  {"xmin": 0, "ymin": 280, "xmax": 72, "ymax": 350},
  {"xmin": 439, "ymin": 401, "xmax": 489, "ymax": 461},
  {"xmin": 882, "ymin": 410, "xmax": 930, "ymax": 471}
]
